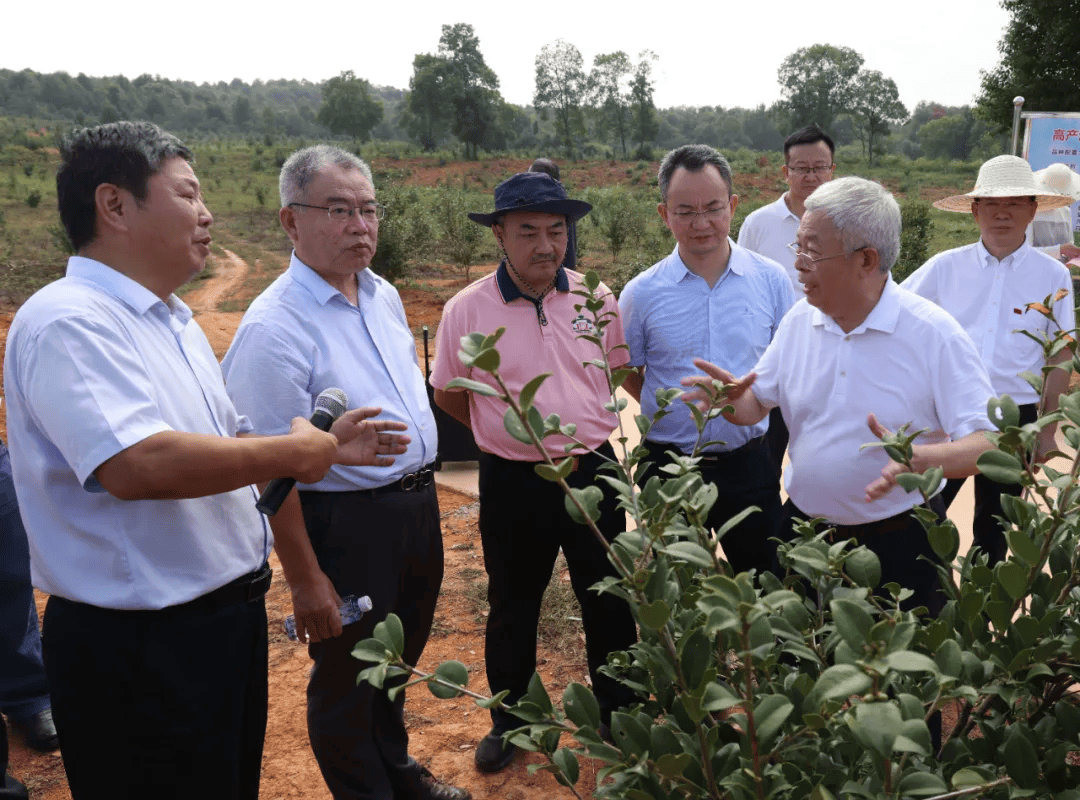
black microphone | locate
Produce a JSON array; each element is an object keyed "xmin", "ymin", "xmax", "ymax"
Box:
[{"xmin": 256, "ymin": 388, "xmax": 348, "ymax": 517}]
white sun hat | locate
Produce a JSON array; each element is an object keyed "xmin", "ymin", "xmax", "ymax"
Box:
[
  {"xmin": 933, "ymin": 155, "xmax": 1075, "ymax": 212},
  {"xmin": 1034, "ymin": 162, "xmax": 1080, "ymax": 202}
]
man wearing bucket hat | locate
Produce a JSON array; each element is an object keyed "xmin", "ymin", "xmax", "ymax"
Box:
[
  {"xmin": 431, "ymin": 172, "xmax": 638, "ymax": 773},
  {"xmin": 903, "ymin": 154, "xmax": 1075, "ymax": 565},
  {"xmin": 1027, "ymin": 163, "xmax": 1080, "ymax": 263}
]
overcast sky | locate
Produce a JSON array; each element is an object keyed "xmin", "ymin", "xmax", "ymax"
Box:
[{"xmin": 6, "ymin": 0, "xmax": 1011, "ymax": 115}]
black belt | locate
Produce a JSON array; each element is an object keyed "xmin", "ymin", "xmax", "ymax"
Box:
[
  {"xmin": 54, "ymin": 562, "xmax": 272, "ymax": 616},
  {"xmin": 178, "ymin": 562, "xmax": 272, "ymax": 612},
  {"xmin": 366, "ymin": 464, "xmax": 436, "ymax": 496}
]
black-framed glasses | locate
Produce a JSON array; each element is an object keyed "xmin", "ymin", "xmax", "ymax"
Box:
[
  {"xmin": 787, "ymin": 241, "xmax": 867, "ymax": 266},
  {"xmin": 786, "ymin": 164, "xmax": 835, "ymax": 175},
  {"xmin": 289, "ymin": 202, "xmax": 386, "ymax": 223}
]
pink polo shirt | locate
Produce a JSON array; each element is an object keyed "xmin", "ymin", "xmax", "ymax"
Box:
[{"xmin": 431, "ymin": 265, "xmax": 629, "ymax": 460}]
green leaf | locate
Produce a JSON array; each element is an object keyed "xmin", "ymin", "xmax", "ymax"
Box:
[
  {"xmin": 1006, "ymin": 528, "xmax": 1041, "ymax": 565},
  {"xmin": 525, "ymin": 672, "xmax": 553, "ymax": 714},
  {"xmin": 444, "ymin": 377, "xmax": 500, "ymax": 396},
  {"xmin": 807, "ymin": 664, "xmax": 872, "ymax": 707},
  {"xmin": 565, "ymin": 485, "xmax": 603, "ymax": 524},
  {"xmin": 831, "ymin": 598, "xmax": 874, "ymax": 653},
  {"xmin": 654, "ymin": 753, "xmax": 691, "ymax": 779},
  {"xmin": 752, "ymin": 695, "xmax": 793, "ymax": 749},
  {"xmin": 638, "ymin": 599, "xmax": 671, "ymax": 630},
  {"xmin": 988, "ymin": 394, "xmax": 1021, "ymax": 430},
  {"xmin": 658, "ymin": 541, "xmax": 716, "ymax": 568},
  {"xmin": 562, "ymin": 683, "xmax": 600, "ymax": 729},
  {"xmin": 896, "ymin": 771, "xmax": 948, "ymax": 795},
  {"xmin": 935, "ymin": 638, "xmax": 963, "ymax": 678},
  {"xmin": 373, "ymin": 614, "xmax": 404, "ymax": 657},
  {"xmin": 885, "ymin": 650, "xmax": 939, "ymax": 674},
  {"xmin": 471, "ymin": 346, "xmax": 500, "ymax": 372},
  {"xmin": 427, "ymin": 660, "xmax": 469, "ymax": 699},
  {"xmin": 996, "ymin": 560, "xmax": 1029, "ymax": 601},
  {"xmin": 1003, "ymin": 730, "xmax": 1041, "ymax": 789},
  {"xmin": 535, "ymin": 458, "xmax": 574, "ymax": 483},
  {"xmin": 351, "ymin": 638, "xmax": 390, "ymax": 664},
  {"xmin": 951, "ymin": 768, "xmax": 994, "ymax": 789},
  {"xmin": 927, "ymin": 522, "xmax": 961, "ymax": 563},
  {"xmin": 845, "ymin": 548, "xmax": 881, "ymax": 588},
  {"xmin": 848, "ymin": 702, "xmax": 903, "ymax": 758},
  {"xmin": 517, "ymin": 373, "xmax": 551, "ymax": 412},
  {"xmin": 504, "ymin": 407, "xmax": 534, "ymax": 445},
  {"xmin": 551, "ymin": 747, "xmax": 579, "ymax": 787},
  {"xmin": 976, "ymin": 449, "xmax": 1026, "ymax": 485}
]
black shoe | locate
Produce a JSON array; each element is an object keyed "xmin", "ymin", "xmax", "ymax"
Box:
[
  {"xmin": 0, "ymin": 770, "xmax": 29, "ymax": 800},
  {"xmin": 474, "ymin": 727, "xmax": 516, "ymax": 773},
  {"xmin": 10, "ymin": 709, "xmax": 58, "ymax": 753},
  {"xmin": 416, "ymin": 764, "xmax": 471, "ymax": 800}
]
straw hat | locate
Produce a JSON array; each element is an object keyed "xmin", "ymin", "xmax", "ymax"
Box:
[
  {"xmin": 932, "ymin": 155, "xmax": 1075, "ymax": 212},
  {"xmin": 1034, "ymin": 163, "xmax": 1080, "ymax": 202}
]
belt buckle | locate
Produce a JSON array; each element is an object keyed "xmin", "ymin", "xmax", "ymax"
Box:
[
  {"xmin": 418, "ymin": 468, "xmax": 433, "ymax": 488},
  {"xmin": 245, "ymin": 565, "xmax": 272, "ymax": 602},
  {"xmin": 400, "ymin": 471, "xmax": 418, "ymax": 492}
]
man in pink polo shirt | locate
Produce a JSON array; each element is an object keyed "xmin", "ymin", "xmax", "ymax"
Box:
[{"xmin": 431, "ymin": 172, "xmax": 638, "ymax": 774}]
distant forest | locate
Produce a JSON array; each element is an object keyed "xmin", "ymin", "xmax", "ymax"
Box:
[{"xmin": 0, "ymin": 67, "xmax": 1005, "ymax": 162}]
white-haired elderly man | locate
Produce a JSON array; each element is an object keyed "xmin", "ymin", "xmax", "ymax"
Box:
[
  {"xmin": 903, "ymin": 155, "xmax": 1075, "ymax": 566},
  {"xmin": 685, "ymin": 177, "xmax": 996, "ymax": 615}
]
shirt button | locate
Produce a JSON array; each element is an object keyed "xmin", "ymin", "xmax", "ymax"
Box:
[{"xmin": 844, "ymin": 335, "xmax": 851, "ymax": 341}]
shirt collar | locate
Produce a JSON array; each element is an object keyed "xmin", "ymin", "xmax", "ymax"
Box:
[
  {"xmin": 495, "ymin": 261, "xmax": 569, "ymax": 303},
  {"xmin": 287, "ymin": 251, "xmax": 377, "ymax": 306},
  {"xmin": 66, "ymin": 255, "xmax": 192, "ymax": 322},
  {"xmin": 666, "ymin": 240, "xmax": 746, "ymax": 284},
  {"xmin": 975, "ymin": 238, "xmax": 1029, "ymax": 270},
  {"xmin": 811, "ymin": 277, "xmax": 900, "ymax": 336}
]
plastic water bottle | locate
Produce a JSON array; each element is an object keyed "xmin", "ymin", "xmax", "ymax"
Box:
[{"xmin": 284, "ymin": 594, "xmax": 373, "ymax": 641}]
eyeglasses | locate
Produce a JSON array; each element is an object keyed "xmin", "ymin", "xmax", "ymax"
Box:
[
  {"xmin": 974, "ymin": 198, "xmax": 1036, "ymax": 212},
  {"xmin": 289, "ymin": 202, "xmax": 386, "ymax": 223},
  {"xmin": 668, "ymin": 206, "xmax": 728, "ymax": 221},
  {"xmin": 787, "ymin": 241, "xmax": 868, "ymax": 266},
  {"xmin": 786, "ymin": 164, "xmax": 835, "ymax": 176}
]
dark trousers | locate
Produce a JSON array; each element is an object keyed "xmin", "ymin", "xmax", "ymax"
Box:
[
  {"xmin": 478, "ymin": 444, "xmax": 638, "ymax": 732},
  {"xmin": 42, "ymin": 589, "xmax": 269, "ymax": 800},
  {"xmin": 780, "ymin": 499, "xmax": 946, "ymax": 616},
  {"xmin": 0, "ymin": 443, "xmax": 50, "ymax": 723},
  {"xmin": 638, "ymin": 437, "xmax": 783, "ymax": 576},
  {"xmin": 940, "ymin": 402, "xmax": 1038, "ymax": 566},
  {"xmin": 299, "ymin": 483, "xmax": 443, "ymax": 800},
  {"xmin": 763, "ymin": 407, "xmax": 788, "ymax": 482}
]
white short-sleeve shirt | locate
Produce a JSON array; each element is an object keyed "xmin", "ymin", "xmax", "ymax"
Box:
[
  {"xmin": 902, "ymin": 240, "xmax": 1074, "ymax": 405},
  {"xmin": 752, "ymin": 280, "xmax": 994, "ymax": 525},
  {"xmin": 4, "ymin": 257, "xmax": 269, "ymax": 609},
  {"xmin": 737, "ymin": 195, "xmax": 801, "ymax": 291}
]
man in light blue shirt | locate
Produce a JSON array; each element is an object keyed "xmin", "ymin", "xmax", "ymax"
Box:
[
  {"xmin": 222, "ymin": 145, "xmax": 466, "ymax": 800},
  {"xmin": 621, "ymin": 145, "xmax": 795, "ymax": 576},
  {"xmin": 3, "ymin": 122, "xmax": 391, "ymax": 800}
]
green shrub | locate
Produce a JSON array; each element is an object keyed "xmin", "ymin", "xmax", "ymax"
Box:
[
  {"xmin": 369, "ymin": 184, "xmax": 435, "ymax": 285},
  {"xmin": 25, "ymin": 189, "xmax": 41, "ymax": 208},
  {"xmin": 895, "ymin": 199, "xmax": 933, "ymax": 282},
  {"xmin": 355, "ymin": 275, "xmax": 1080, "ymax": 800}
]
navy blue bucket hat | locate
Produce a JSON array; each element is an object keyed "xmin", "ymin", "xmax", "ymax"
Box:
[{"xmin": 468, "ymin": 172, "xmax": 592, "ymax": 226}]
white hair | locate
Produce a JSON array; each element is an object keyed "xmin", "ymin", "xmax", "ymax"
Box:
[
  {"xmin": 278, "ymin": 144, "xmax": 373, "ymax": 206},
  {"xmin": 804, "ymin": 176, "xmax": 901, "ymax": 273}
]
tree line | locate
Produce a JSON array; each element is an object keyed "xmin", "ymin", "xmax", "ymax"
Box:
[{"xmin": 1, "ymin": 0, "xmax": 1071, "ymax": 164}]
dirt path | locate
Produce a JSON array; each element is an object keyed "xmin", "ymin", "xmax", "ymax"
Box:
[{"xmin": 6, "ymin": 251, "xmax": 596, "ymax": 800}]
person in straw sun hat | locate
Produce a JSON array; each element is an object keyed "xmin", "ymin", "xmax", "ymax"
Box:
[
  {"xmin": 903, "ymin": 154, "xmax": 1075, "ymax": 566},
  {"xmin": 1027, "ymin": 162, "xmax": 1080, "ymax": 263}
]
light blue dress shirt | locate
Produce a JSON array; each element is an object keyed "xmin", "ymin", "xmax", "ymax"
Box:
[
  {"xmin": 4, "ymin": 257, "xmax": 269, "ymax": 609},
  {"xmin": 619, "ymin": 242, "xmax": 796, "ymax": 453},
  {"xmin": 222, "ymin": 254, "xmax": 437, "ymax": 490}
]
